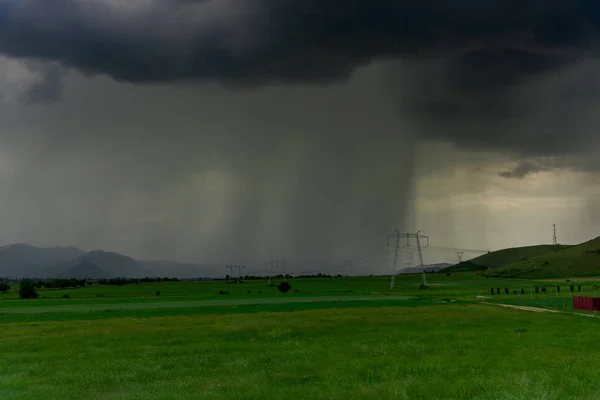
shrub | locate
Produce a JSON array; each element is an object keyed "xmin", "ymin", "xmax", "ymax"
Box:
[
  {"xmin": 0, "ymin": 282, "xmax": 10, "ymax": 293},
  {"xmin": 542, "ymin": 287, "xmax": 546, "ymax": 294},
  {"xmin": 513, "ymin": 290, "xmax": 517, "ymax": 295},
  {"xmin": 570, "ymin": 285, "xmax": 575, "ymax": 293},
  {"xmin": 578, "ymin": 285, "xmax": 582, "ymax": 292},
  {"xmin": 520, "ymin": 288, "xmax": 525, "ymax": 295},
  {"xmin": 490, "ymin": 288, "xmax": 494, "ymax": 296},
  {"xmin": 557, "ymin": 285, "xmax": 561, "ymax": 293},
  {"xmin": 218, "ymin": 290, "xmax": 229, "ymax": 295},
  {"xmin": 535, "ymin": 286, "xmax": 539, "ymax": 294},
  {"xmin": 504, "ymin": 288, "xmax": 509, "ymax": 295},
  {"xmin": 155, "ymin": 291, "xmax": 161, "ymax": 296},
  {"xmin": 278, "ymin": 281, "xmax": 292, "ymax": 293},
  {"xmin": 247, "ymin": 290, "xmax": 251, "ymax": 294},
  {"xmin": 19, "ymin": 280, "xmax": 38, "ymax": 299},
  {"xmin": 496, "ymin": 288, "xmax": 500, "ymax": 295},
  {"xmin": 62, "ymin": 294, "xmax": 70, "ymax": 299}
]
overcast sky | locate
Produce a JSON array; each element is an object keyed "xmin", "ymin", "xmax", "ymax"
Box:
[{"xmin": 0, "ymin": 1, "xmax": 599, "ymax": 273}]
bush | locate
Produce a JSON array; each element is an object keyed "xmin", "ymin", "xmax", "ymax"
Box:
[
  {"xmin": 557, "ymin": 285, "xmax": 561, "ymax": 293},
  {"xmin": 578, "ymin": 285, "xmax": 582, "ymax": 292},
  {"xmin": 0, "ymin": 282, "xmax": 10, "ymax": 293},
  {"xmin": 19, "ymin": 280, "xmax": 38, "ymax": 299},
  {"xmin": 62, "ymin": 294, "xmax": 70, "ymax": 299},
  {"xmin": 496, "ymin": 288, "xmax": 500, "ymax": 295},
  {"xmin": 490, "ymin": 288, "xmax": 494, "ymax": 296},
  {"xmin": 535, "ymin": 286, "xmax": 539, "ymax": 294},
  {"xmin": 504, "ymin": 288, "xmax": 509, "ymax": 295},
  {"xmin": 218, "ymin": 290, "xmax": 229, "ymax": 295},
  {"xmin": 156, "ymin": 291, "xmax": 161, "ymax": 296},
  {"xmin": 278, "ymin": 281, "xmax": 292, "ymax": 293},
  {"xmin": 570, "ymin": 285, "xmax": 575, "ymax": 293},
  {"xmin": 520, "ymin": 288, "xmax": 525, "ymax": 295},
  {"xmin": 542, "ymin": 287, "xmax": 546, "ymax": 294}
]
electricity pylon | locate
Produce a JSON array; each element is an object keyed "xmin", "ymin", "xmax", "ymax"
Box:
[
  {"xmin": 387, "ymin": 230, "xmax": 429, "ymax": 289},
  {"xmin": 456, "ymin": 252, "xmax": 464, "ymax": 263}
]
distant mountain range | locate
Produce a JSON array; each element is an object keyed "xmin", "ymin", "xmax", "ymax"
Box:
[
  {"xmin": 400, "ymin": 263, "xmax": 452, "ymax": 274},
  {"xmin": 0, "ymin": 243, "xmax": 459, "ymax": 279},
  {"xmin": 0, "ymin": 243, "xmax": 221, "ymax": 279}
]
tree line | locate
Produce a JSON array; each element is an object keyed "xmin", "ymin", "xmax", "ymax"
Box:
[{"xmin": 97, "ymin": 277, "xmax": 179, "ymax": 286}]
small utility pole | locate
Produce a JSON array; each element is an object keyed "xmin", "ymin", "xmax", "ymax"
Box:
[
  {"xmin": 456, "ymin": 252, "xmax": 464, "ymax": 263},
  {"xmin": 390, "ymin": 230, "xmax": 401, "ymax": 290},
  {"xmin": 553, "ymin": 224, "xmax": 557, "ymax": 245},
  {"xmin": 342, "ymin": 261, "xmax": 351, "ymax": 278},
  {"xmin": 266, "ymin": 262, "xmax": 271, "ymax": 285},
  {"xmin": 237, "ymin": 265, "xmax": 246, "ymax": 282},
  {"xmin": 226, "ymin": 265, "xmax": 233, "ymax": 282},
  {"xmin": 269, "ymin": 261, "xmax": 275, "ymax": 285},
  {"xmin": 282, "ymin": 261, "xmax": 287, "ymax": 281},
  {"xmin": 416, "ymin": 231, "xmax": 427, "ymax": 288}
]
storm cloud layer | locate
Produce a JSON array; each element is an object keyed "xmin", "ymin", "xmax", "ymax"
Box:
[
  {"xmin": 1, "ymin": 1, "xmax": 600, "ymax": 155},
  {"xmin": 1, "ymin": 0, "xmax": 598, "ymax": 85}
]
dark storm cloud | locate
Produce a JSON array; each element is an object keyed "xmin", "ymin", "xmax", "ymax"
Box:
[
  {"xmin": 1, "ymin": 0, "xmax": 600, "ymax": 157},
  {"xmin": 0, "ymin": 0, "xmax": 598, "ymax": 86}
]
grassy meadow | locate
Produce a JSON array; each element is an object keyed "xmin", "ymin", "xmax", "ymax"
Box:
[{"xmin": 2, "ymin": 273, "xmax": 600, "ymax": 399}]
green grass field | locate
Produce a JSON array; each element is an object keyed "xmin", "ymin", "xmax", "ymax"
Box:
[{"xmin": 2, "ymin": 273, "xmax": 600, "ymax": 399}]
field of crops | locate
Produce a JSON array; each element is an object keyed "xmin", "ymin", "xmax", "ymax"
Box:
[{"xmin": 2, "ymin": 273, "xmax": 600, "ymax": 399}]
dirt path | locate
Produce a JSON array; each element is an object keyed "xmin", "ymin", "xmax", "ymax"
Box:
[
  {"xmin": 481, "ymin": 301, "xmax": 600, "ymax": 318},
  {"xmin": 481, "ymin": 302, "xmax": 559, "ymax": 313}
]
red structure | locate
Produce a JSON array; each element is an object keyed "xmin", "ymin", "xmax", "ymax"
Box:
[{"xmin": 573, "ymin": 296, "xmax": 600, "ymax": 311}]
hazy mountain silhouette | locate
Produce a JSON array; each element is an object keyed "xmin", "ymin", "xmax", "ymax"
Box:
[
  {"xmin": 401, "ymin": 263, "xmax": 452, "ymax": 274},
  {"xmin": 50, "ymin": 251, "xmax": 149, "ymax": 278},
  {"xmin": 0, "ymin": 243, "xmax": 85, "ymax": 277},
  {"xmin": 59, "ymin": 261, "xmax": 108, "ymax": 279}
]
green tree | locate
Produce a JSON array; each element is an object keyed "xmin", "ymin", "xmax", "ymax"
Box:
[
  {"xmin": 19, "ymin": 280, "xmax": 38, "ymax": 299},
  {"xmin": 278, "ymin": 281, "xmax": 292, "ymax": 293},
  {"xmin": 0, "ymin": 282, "xmax": 10, "ymax": 293}
]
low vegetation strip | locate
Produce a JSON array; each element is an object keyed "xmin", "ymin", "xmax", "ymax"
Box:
[{"xmin": 0, "ymin": 295, "xmax": 414, "ymax": 315}]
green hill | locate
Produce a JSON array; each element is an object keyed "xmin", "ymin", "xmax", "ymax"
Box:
[
  {"xmin": 445, "ymin": 244, "xmax": 571, "ymax": 272},
  {"xmin": 484, "ymin": 237, "xmax": 600, "ymax": 278}
]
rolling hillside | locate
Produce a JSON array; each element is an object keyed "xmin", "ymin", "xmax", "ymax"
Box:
[
  {"xmin": 51, "ymin": 251, "xmax": 149, "ymax": 278},
  {"xmin": 484, "ymin": 237, "xmax": 600, "ymax": 278},
  {"xmin": 0, "ymin": 244, "xmax": 86, "ymax": 277},
  {"xmin": 58, "ymin": 261, "xmax": 108, "ymax": 279},
  {"xmin": 445, "ymin": 244, "xmax": 571, "ymax": 272}
]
